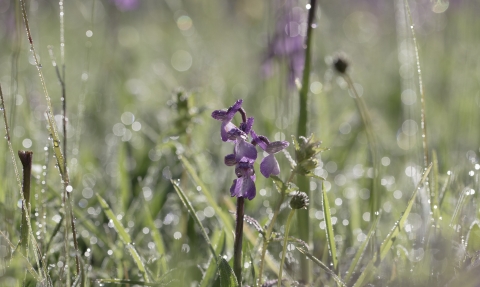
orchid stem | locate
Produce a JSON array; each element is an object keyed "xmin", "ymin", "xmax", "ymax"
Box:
[{"xmin": 234, "ymin": 197, "xmax": 245, "ymax": 286}]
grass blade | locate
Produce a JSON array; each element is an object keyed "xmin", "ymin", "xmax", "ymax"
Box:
[
  {"xmin": 179, "ymin": 156, "xmax": 234, "ymax": 239},
  {"xmin": 322, "ymin": 181, "xmax": 338, "ymax": 274},
  {"xmin": 171, "ymin": 179, "xmax": 217, "ymax": 260},
  {"xmin": 97, "ymin": 193, "xmax": 151, "ymax": 282},
  {"xmin": 344, "ymin": 211, "xmax": 381, "ymax": 285},
  {"xmin": 296, "ymin": 247, "xmax": 346, "ymax": 287},
  {"xmin": 143, "ymin": 204, "xmax": 168, "ymax": 276},
  {"xmin": 353, "ymin": 163, "xmax": 432, "ymax": 287}
]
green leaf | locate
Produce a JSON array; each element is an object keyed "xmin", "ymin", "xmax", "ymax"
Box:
[
  {"xmin": 218, "ymin": 257, "xmax": 239, "ymax": 287},
  {"xmin": 321, "ymin": 181, "xmax": 338, "ymax": 274},
  {"xmin": 200, "ymin": 231, "xmax": 226, "ymax": 287},
  {"xmin": 467, "ymin": 221, "xmax": 480, "ymax": 254},
  {"xmin": 97, "ymin": 193, "xmax": 151, "ymax": 282},
  {"xmin": 296, "ymin": 247, "xmax": 346, "ymax": 287},
  {"xmin": 171, "ymin": 179, "xmax": 217, "ymax": 260}
]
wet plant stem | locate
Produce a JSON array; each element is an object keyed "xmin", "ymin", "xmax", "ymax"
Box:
[
  {"xmin": 234, "ymin": 197, "xmax": 245, "ymax": 286},
  {"xmin": 296, "ymin": 0, "xmax": 317, "ymax": 282},
  {"xmin": 18, "ymin": 151, "xmax": 33, "ymax": 255},
  {"xmin": 343, "ymin": 74, "xmax": 380, "ymax": 218},
  {"xmin": 258, "ymin": 171, "xmax": 295, "ymax": 286},
  {"xmin": 278, "ymin": 209, "xmax": 295, "ymax": 287}
]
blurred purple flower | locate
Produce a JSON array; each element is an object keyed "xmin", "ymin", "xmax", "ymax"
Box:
[
  {"xmin": 112, "ymin": 0, "xmax": 139, "ymax": 11},
  {"xmin": 251, "ymin": 130, "xmax": 289, "ymax": 178},
  {"xmin": 230, "ymin": 161, "xmax": 256, "ymax": 200},
  {"xmin": 262, "ymin": 0, "xmax": 307, "ymax": 87}
]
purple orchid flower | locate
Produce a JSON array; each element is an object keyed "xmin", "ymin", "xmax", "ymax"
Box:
[
  {"xmin": 211, "ymin": 99, "xmax": 244, "ymax": 142},
  {"xmin": 251, "ymin": 130, "xmax": 289, "ymax": 178},
  {"xmin": 230, "ymin": 161, "xmax": 256, "ymax": 200}
]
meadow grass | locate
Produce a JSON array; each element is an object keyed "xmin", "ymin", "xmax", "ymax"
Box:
[{"xmin": 1, "ymin": 0, "xmax": 480, "ymax": 286}]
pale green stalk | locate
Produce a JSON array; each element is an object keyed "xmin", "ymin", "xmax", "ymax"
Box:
[
  {"xmin": 278, "ymin": 209, "xmax": 295, "ymax": 287},
  {"xmin": 296, "ymin": 0, "xmax": 318, "ymax": 282},
  {"xmin": 257, "ymin": 171, "xmax": 295, "ymax": 286}
]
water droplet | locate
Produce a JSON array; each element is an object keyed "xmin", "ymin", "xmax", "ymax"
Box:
[{"xmin": 38, "ymin": 64, "xmax": 43, "ymax": 69}]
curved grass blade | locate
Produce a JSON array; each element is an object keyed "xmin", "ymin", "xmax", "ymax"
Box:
[
  {"xmin": 218, "ymin": 256, "xmax": 239, "ymax": 287},
  {"xmin": 179, "ymin": 156, "xmax": 234, "ymax": 240},
  {"xmin": 322, "ymin": 181, "xmax": 338, "ymax": 274},
  {"xmin": 344, "ymin": 211, "xmax": 381, "ymax": 285},
  {"xmin": 200, "ymin": 231, "xmax": 226, "ymax": 287},
  {"xmin": 353, "ymin": 163, "xmax": 432, "ymax": 287},
  {"xmin": 96, "ymin": 193, "xmax": 151, "ymax": 283},
  {"xmin": 171, "ymin": 179, "xmax": 217, "ymax": 260},
  {"xmin": 296, "ymin": 247, "xmax": 346, "ymax": 287}
]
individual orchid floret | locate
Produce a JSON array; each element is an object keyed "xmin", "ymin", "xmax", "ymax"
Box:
[
  {"xmin": 230, "ymin": 161, "xmax": 256, "ymax": 200},
  {"xmin": 251, "ymin": 130, "xmax": 289, "ymax": 178},
  {"xmin": 226, "ymin": 127, "xmax": 257, "ymax": 163},
  {"xmin": 211, "ymin": 99, "xmax": 244, "ymax": 142}
]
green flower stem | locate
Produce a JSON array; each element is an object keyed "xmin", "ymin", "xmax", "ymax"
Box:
[
  {"xmin": 296, "ymin": 0, "xmax": 317, "ymax": 283},
  {"xmin": 234, "ymin": 197, "xmax": 245, "ymax": 286},
  {"xmin": 258, "ymin": 171, "xmax": 295, "ymax": 286},
  {"xmin": 278, "ymin": 209, "xmax": 296, "ymax": 287}
]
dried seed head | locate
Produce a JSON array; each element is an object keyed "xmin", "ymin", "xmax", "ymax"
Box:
[
  {"xmin": 333, "ymin": 54, "xmax": 349, "ymax": 74},
  {"xmin": 290, "ymin": 191, "xmax": 309, "ymax": 210}
]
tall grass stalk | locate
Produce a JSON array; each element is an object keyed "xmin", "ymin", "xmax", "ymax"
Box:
[
  {"xmin": 18, "ymin": 0, "xmax": 80, "ymax": 274},
  {"xmin": 296, "ymin": 0, "xmax": 317, "ymax": 282}
]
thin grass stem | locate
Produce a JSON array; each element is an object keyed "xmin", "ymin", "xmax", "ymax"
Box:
[
  {"xmin": 278, "ymin": 209, "xmax": 295, "ymax": 287},
  {"xmin": 343, "ymin": 74, "xmax": 380, "ymax": 217},
  {"xmin": 257, "ymin": 171, "xmax": 295, "ymax": 286},
  {"xmin": 404, "ymin": 0, "xmax": 429, "ymax": 169}
]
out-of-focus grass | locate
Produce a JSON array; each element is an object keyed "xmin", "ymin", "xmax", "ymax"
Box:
[{"xmin": 0, "ymin": 0, "xmax": 480, "ymax": 286}]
